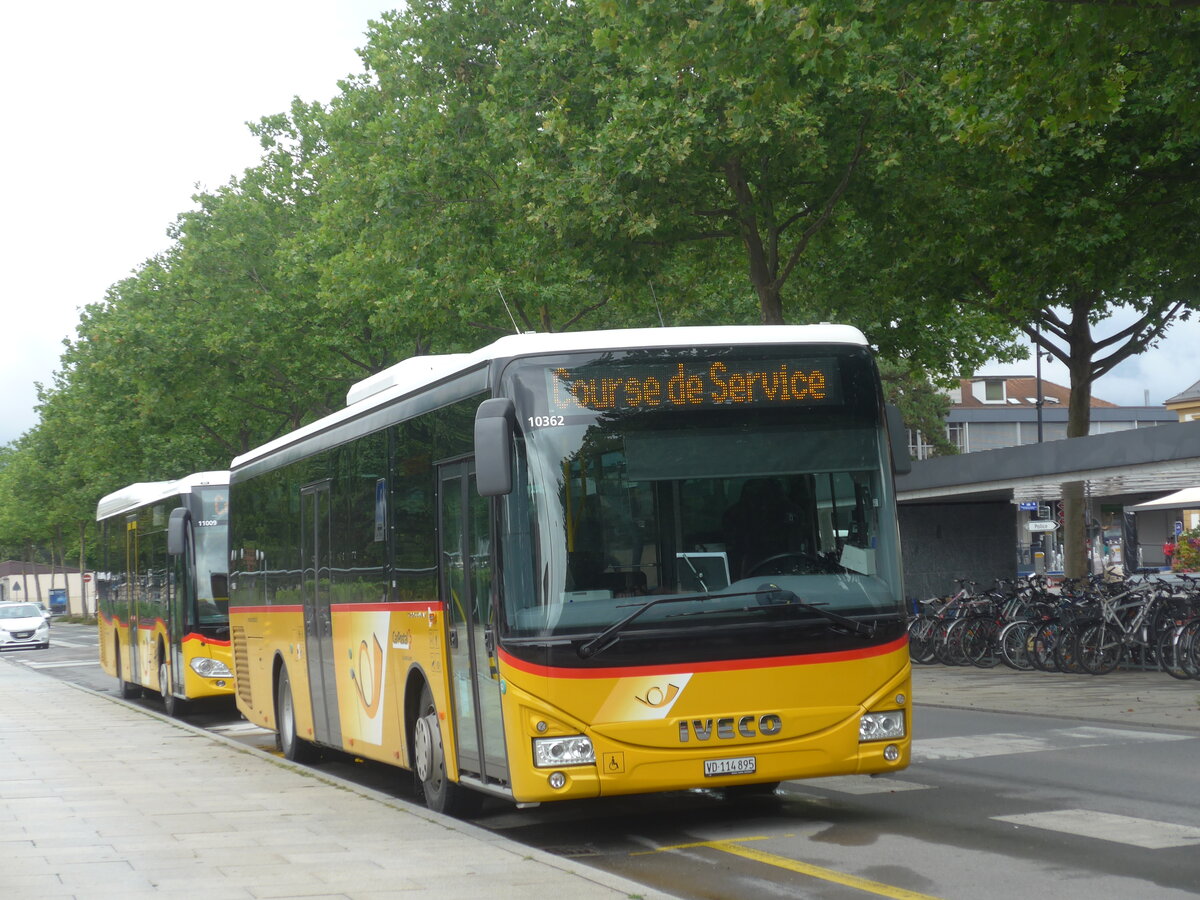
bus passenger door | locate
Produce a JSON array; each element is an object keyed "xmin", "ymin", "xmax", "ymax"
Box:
[
  {"xmin": 301, "ymin": 480, "xmax": 341, "ymax": 747},
  {"xmin": 439, "ymin": 461, "xmax": 509, "ymax": 789},
  {"xmin": 125, "ymin": 516, "xmax": 140, "ymax": 684},
  {"xmin": 167, "ymin": 514, "xmax": 193, "ymax": 697}
]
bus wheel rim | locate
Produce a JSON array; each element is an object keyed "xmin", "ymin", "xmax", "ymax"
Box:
[{"xmin": 414, "ymin": 715, "xmax": 433, "ymax": 781}]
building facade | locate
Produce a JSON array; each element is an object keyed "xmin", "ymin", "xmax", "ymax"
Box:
[
  {"xmin": 1165, "ymin": 379, "xmax": 1200, "ymax": 422},
  {"xmin": 901, "ymin": 376, "xmax": 1187, "ymax": 590},
  {"xmin": 909, "ymin": 375, "xmax": 1175, "ymax": 460},
  {"xmin": 896, "ymin": 421, "xmax": 1200, "ymax": 598}
]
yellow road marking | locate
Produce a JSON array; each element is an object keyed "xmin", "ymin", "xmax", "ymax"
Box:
[{"xmin": 639, "ymin": 836, "xmax": 945, "ymax": 900}]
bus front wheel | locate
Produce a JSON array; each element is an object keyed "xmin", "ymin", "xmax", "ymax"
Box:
[{"xmin": 413, "ymin": 686, "xmax": 481, "ymax": 817}]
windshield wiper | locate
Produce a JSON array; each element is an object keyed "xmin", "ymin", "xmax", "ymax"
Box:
[
  {"xmin": 577, "ymin": 584, "xmax": 876, "ymax": 660},
  {"xmin": 578, "ymin": 589, "xmax": 762, "ymax": 659},
  {"xmin": 753, "ymin": 585, "xmax": 878, "ymax": 637}
]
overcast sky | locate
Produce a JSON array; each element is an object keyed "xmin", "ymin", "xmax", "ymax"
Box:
[
  {"xmin": 0, "ymin": 1, "xmax": 389, "ymax": 448},
  {"xmin": 2, "ymin": 2, "xmax": 1197, "ymax": 450}
]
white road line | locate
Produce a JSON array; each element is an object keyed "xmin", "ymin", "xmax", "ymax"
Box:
[
  {"xmin": 49, "ymin": 638, "xmax": 92, "ymax": 648},
  {"xmin": 20, "ymin": 659, "xmax": 102, "ymax": 670},
  {"xmin": 914, "ymin": 727, "xmax": 1192, "ymax": 763},
  {"xmin": 796, "ymin": 775, "xmax": 934, "ymax": 794},
  {"xmin": 994, "ymin": 810, "xmax": 1200, "ymax": 849},
  {"xmin": 209, "ymin": 721, "xmax": 273, "ymax": 736}
]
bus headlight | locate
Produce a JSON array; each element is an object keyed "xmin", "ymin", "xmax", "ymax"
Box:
[
  {"xmin": 860, "ymin": 710, "xmax": 905, "ymax": 742},
  {"xmin": 532, "ymin": 735, "xmax": 595, "ymax": 768},
  {"xmin": 190, "ymin": 658, "xmax": 233, "ymax": 678}
]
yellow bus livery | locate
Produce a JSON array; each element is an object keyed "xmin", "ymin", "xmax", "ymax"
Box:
[
  {"xmin": 228, "ymin": 326, "xmax": 913, "ymax": 815},
  {"xmin": 96, "ymin": 472, "xmax": 234, "ymax": 716}
]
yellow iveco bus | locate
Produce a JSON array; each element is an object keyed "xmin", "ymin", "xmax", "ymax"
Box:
[
  {"xmin": 227, "ymin": 326, "xmax": 912, "ymax": 815},
  {"xmin": 96, "ymin": 472, "xmax": 235, "ymax": 715}
]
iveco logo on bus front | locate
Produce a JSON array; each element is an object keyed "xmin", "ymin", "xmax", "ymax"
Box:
[{"xmin": 677, "ymin": 714, "xmax": 783, "ymax": 742}]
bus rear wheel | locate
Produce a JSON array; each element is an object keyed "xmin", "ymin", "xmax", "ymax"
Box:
[
  {"xmin": 276, "ymin": 666, "xmax": 316, "ymax": 763},
  {"xmin": 159, "ymin": 658, "xmax": 186, "ymax": 718},
  {"xmin": 116, "ymin": 643, "xmax": 141, "ymax": 699},
  {"xmin": 413, "ymin": 686, "xmax": 481, "ymax": 817}
]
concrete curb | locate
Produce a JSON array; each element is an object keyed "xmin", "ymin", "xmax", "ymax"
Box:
[{"xmin": 0, "ymin": 659, "xmax": 679, "ymax": 899}]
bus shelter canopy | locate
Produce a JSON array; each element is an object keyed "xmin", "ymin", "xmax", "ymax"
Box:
[{"xmin": 1129, "ymin": 486, "xmax": 1200, "ymax": 511}]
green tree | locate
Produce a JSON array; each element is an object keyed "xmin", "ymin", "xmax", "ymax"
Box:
[
  {"xmin": 935, "ymin": 1, "xmax": 1200, "ymax": 576},
  {"xmin": 478, "ymin": 0, "xmax": 920, "ymax": 325}
]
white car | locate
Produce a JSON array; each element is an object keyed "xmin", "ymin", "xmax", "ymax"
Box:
[{"xmin": 0, "ymin": 602, "xmax": 51, "ymax": 650}]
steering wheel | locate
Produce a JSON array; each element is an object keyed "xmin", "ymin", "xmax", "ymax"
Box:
[{"xmin": 746, "ymin": 552, "xmax": 832, "ymax": 577}]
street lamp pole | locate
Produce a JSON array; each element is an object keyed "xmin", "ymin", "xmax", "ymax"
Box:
[{"xmin": 1035, "ymin": 327, "xmax": 1045, "ymax": 443}]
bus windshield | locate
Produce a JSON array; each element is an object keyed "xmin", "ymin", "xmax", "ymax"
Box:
[
  {"xmin": 501, "ymin": 346, "xmax": 904, "ymax": 640},
  {"xmin": 194, "ymin": 487, "xmax": 230, "ymax": 625}
]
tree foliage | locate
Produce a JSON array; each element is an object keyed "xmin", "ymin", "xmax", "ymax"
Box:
[
  {"xmin": 933, "ymin": 0, "xmax": 1200, "ymax": 577},
  {"xmin": 2, "ymin": 0, "xmax": 1197, "ymax": 576},
  {"xmin": 937, "ymin": 0, "xmax": 1200, "ymax": 436}
]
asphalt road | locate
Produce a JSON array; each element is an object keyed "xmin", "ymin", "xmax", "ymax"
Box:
[{"xmin": 10, "ymin": 622, "xmax": 1200, "ymax": 899}]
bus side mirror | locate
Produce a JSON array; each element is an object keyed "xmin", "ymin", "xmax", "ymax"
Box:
[
  {"xmin": 885, "ymin": 404, "xmax": 912, "ymax": 476},
  {"xmin": 167, "ymin": 508, "xmax": 191, "ymax": 556},
  {"xmin": 475, "ymin": 398, "xmax": 515, "ymax": 496}
]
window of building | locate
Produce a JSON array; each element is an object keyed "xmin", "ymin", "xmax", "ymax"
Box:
[{"xmin": 946, "ymin": 421, "xmax": 967, "ymax": 453}]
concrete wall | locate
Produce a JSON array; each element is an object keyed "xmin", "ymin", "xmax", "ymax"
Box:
[
  {"xmin": 0, "ymin": 572, "xmax": 95, "ymax": 616},
  {"xmin": 899, "ymin": 501, "xmax": 1017, "ymax": 601}
]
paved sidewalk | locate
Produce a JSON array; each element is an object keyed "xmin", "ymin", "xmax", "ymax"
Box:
[
  {"xmin": 914, "ymin": 663, "xmax": 1200, "ymax": 732},
  {"xmin": 6, "ymin": 658, "xmax": 1197, "ymax": 900},
  {"xmin": 0, "ymin": 661, "xmax": 678, "ymax": 900}
]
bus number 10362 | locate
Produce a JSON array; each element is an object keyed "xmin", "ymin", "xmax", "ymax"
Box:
[{"xmin": 527, "ymin": 415, "xmax": 566, "ymax": 428}]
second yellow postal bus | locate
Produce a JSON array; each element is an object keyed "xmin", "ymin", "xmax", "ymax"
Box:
[
  {"xmin": 96, "ymin": 471, "xmax": 235, "ymax": 715},
  {"xmin": 227, "ymin": 325, "xmax": 912, "ymax": 814}
]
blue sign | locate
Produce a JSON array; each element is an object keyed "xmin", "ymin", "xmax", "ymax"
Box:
[
  {"xmin": 1176, "ymin": 520, "xmax": 1185, "ymax": 537},
  {"xmin": 1018, "ymin": 501, "xmax": 1039, "ymax": 511},
  {"xmin": 49, "ymin": 588, "xmax": 67, "ymax": 614}
]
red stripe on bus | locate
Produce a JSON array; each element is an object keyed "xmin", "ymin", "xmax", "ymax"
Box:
[
  {"xmin": 182, "ymin": 633, "xmax": 231, "ymax": 647},
  {"xmin": 497, "ymin": 635, "xmax": 908, "ymax": 679}
]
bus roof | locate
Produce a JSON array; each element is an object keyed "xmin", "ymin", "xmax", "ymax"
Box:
[
  {"xmin": 95, "ymin": 471, "xmax": 229, "ymax": 522},
  {"xmin": 232, "ymin": 324, "xmax": 868, "ymax": 472},
  {"xmin": 348, "ymin": 324, "xmax": 866, "ymax": 406}
]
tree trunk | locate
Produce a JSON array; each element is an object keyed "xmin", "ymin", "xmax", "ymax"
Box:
[
  {"xmin": 724, "ymin": 157, "xmax": 786, "ymax": 326},
  {"xmin": 756, "ymin": 284, "xmax": 785, "ymax": 325},
  {"xmin": 54, "ymin": 525, "xmax": 67, "ymax": 614},
  {"xmin": 1059, "ymin": 303, "xmax": 1096, "ymax": 581},
  {"xmin": 52, "ymin": 528, "xmax": 62, "ymax": 594},
  {"xmin": 80, "ymin": 521, "xmax": 89, "ymax": 617},
  {"xmin": 1061, "ymin": 481, "xmax": 1088, "ymax": 580},
  {"xmin": 25, "ymin": 543, "xmax": 43, "ymax": 604}
]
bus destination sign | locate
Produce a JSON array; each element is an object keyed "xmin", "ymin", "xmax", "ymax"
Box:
[{"xmin": 546, "ymin": 358, "xmax": 842, "ymax": 414}]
